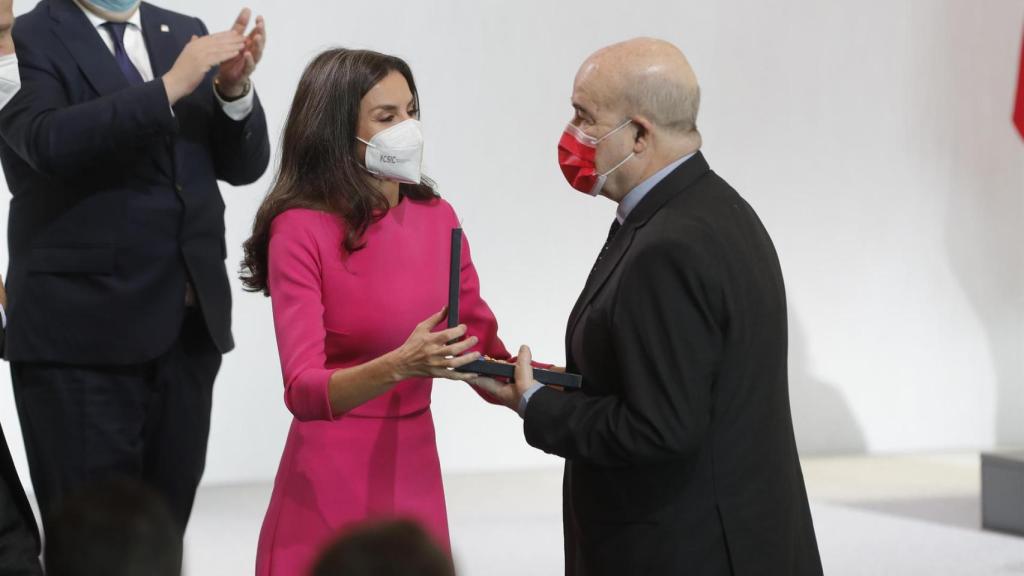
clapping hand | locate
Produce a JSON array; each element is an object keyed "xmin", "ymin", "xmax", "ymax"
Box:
[{"xmin": 214, "ymin": 8, "xmax": 265, "ymax": 99}]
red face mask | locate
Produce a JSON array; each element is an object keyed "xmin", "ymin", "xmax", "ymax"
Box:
[{"xmin": 557, "ymin": 120, "xmax": 635, "ymax": 196}]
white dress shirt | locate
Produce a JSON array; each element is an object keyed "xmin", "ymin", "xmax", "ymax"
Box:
[
  {"xmin": 0, "ymin": 53, "xmax": 19, "ymax": 112},
  {"xmin": 75, "ymin": 1, "xmax": 254, "ymax": 121},
  {"xmin": 0, "ymin": 53, "xmax": 16, "ymax": 327}
]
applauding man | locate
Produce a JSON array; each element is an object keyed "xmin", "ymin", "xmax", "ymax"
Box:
[{"xmin": 0, "ymin": 0, "xmax": 270, "ymax": 537}]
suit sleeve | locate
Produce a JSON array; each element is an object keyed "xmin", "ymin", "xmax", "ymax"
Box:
[
  {"xmin": 268, "ymin": 213, "xmax": 337, "ymax": 422},
  {"xmin": 0, "ymin": 29, "xmax": 177, "ymax": 177},
  {"xmin": 197, "ymin": 18, "xmax": 271, "ymax": 187},
  {"xmin": 523, "ymin": 234, "xmax": 725, "ymax": 467}
]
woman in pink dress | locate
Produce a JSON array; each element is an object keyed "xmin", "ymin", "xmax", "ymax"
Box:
[{"xmin": 240, "ymin": 48, "xmax": 511, "ymax": 575}]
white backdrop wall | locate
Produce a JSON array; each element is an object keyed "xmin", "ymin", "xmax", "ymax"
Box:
[{"xmin": 0, "ymin": 0, "xmax": 1021, "ymax": 488}]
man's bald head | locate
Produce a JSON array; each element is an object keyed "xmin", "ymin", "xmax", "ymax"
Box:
[
  {"xmin": 575, "ymin": 38, "xmax": 701, "ymax": 140},
  {"xmin": 566, "ymin": 38, "xmax": 702, "ymax": 201}
]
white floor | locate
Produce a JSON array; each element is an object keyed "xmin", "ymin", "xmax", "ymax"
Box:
[{"xmin": 182, "ymin": 453, "xmax": 1024, "ymax": 576}]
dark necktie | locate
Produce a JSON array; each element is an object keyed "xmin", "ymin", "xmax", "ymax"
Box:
[
  {"xmin": 590, "ymin": 220, "xmax": 622, "ymax": 276},
  {"xmin": 101, "ymin": 22, "xmax": 145, "ymax": 86}
]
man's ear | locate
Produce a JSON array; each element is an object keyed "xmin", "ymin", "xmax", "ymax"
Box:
[{"xmin": 632, "ymin": 116, "xmax": 655, "ymax": 155}]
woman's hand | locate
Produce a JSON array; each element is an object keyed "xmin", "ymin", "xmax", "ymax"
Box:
[{"xmin": 388, "ymin": 307, "xmax": 481, "ymax": 382}]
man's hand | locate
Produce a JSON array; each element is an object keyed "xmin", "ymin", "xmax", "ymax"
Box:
[
  {"xmin": 0, "ymin": 272, "xmax": 7, "ymax": 309},
  {"xmin": 214, "ymin": 8, "xmax": 265, "ymax": 99},
  {"xmin": 469, "ymin": 345, "xmax": 538, "ymax": 413},
  {"xmin": 0, "ymin": 0, "xmax": 14, "ymax": 55},
  {"xmin": 163, "ymin": 31, "xmax": 244, "ymax": 105}
]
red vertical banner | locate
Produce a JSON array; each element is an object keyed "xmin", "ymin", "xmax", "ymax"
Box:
[{"xmin": 1016, "ymin": 27, "xmax": 1024, "ymax": 139}]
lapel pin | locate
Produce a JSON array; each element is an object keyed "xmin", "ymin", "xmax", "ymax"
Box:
[{"xmin": 160, "ymin": 24, "xmax": 170, "ymax": 32}]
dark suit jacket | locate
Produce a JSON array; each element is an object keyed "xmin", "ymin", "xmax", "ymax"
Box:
[
  {"xmin": 525, "ymin": 153, "xmax": 823, "ymax": 576},
  {"xmin": 0, "ymin": 0, "xmax": 270, "ymax": 364}
]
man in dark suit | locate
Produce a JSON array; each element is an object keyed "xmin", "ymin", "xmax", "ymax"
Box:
[
  {"xmin": 0, "ymin": 0, "xmax": 270, "ymax": 536},
  {"xmin": 473, "ymin": 38, "xmax": 823, "ymax": 575},
  {"xmin": 0, "ymin": 1, "xmax": 43, "ymax": 572}
]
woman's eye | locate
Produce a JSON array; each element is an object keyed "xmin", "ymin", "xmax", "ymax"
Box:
[
  {"xmin": 379, "ymin": 115, "xmax": 395, "ymax": 123},
  {"xmin": 409, "ymin": 109, "xmax": 420, "ymax": 118}
]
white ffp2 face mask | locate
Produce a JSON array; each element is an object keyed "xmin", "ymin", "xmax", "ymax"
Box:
[{"xmin": 356, "ymin": 119, "xmax": 424, "ymax": 184}]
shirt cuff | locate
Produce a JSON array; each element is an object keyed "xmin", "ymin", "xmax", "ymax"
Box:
[
  {"xmin": 517, "ymin": 382, "xmax": 544, "ymax": 418},
  {"xmin": 214, "ymin": 82, "xmax": 255, "ymax": 121},
  {"xmin": 0, "ymin": 304, "xmax": 7, "ymax": 330}
]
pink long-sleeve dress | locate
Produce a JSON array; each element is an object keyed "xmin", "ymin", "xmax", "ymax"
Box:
[{"xmin": 254, "ymin": 196, "xmax": 510, "ymax": 576}]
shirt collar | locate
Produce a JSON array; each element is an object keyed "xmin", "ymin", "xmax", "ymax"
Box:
[
  {"xmin": 75, "ymin": 0, "xmax": 143, "ymax": 31},
  {"xmin": 616, "ymin": 151, "xmax": 697, "ymax": 224}
]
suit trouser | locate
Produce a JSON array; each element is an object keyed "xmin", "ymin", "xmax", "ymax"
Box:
[
  {"xmin": 0, "ymin": 423, "xmax": 42, "ymax": 576},
  {"xmin": 10, "ymin": 308, "xmax": 221, "ymax": 536}
]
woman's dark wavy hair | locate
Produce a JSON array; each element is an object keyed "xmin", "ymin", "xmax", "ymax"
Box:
[{"xmin": 240, "ymin": 48, "xmax": 437, "ymax": 295}]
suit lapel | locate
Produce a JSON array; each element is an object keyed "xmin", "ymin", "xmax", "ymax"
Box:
[
  {"xmin": 50, "ymin": 0, "xmax": 129, "ymax": 96},
  {"xmin": 565, "ymin": 223, "xmax": 637, "ymax": 349},
  {"xmin": 139, "ymin": 3, "xmax": 177, "ymax": 78},
  {"xmin": 564, "ymin": 152, "xmax": 712, "ymax": 350}
]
